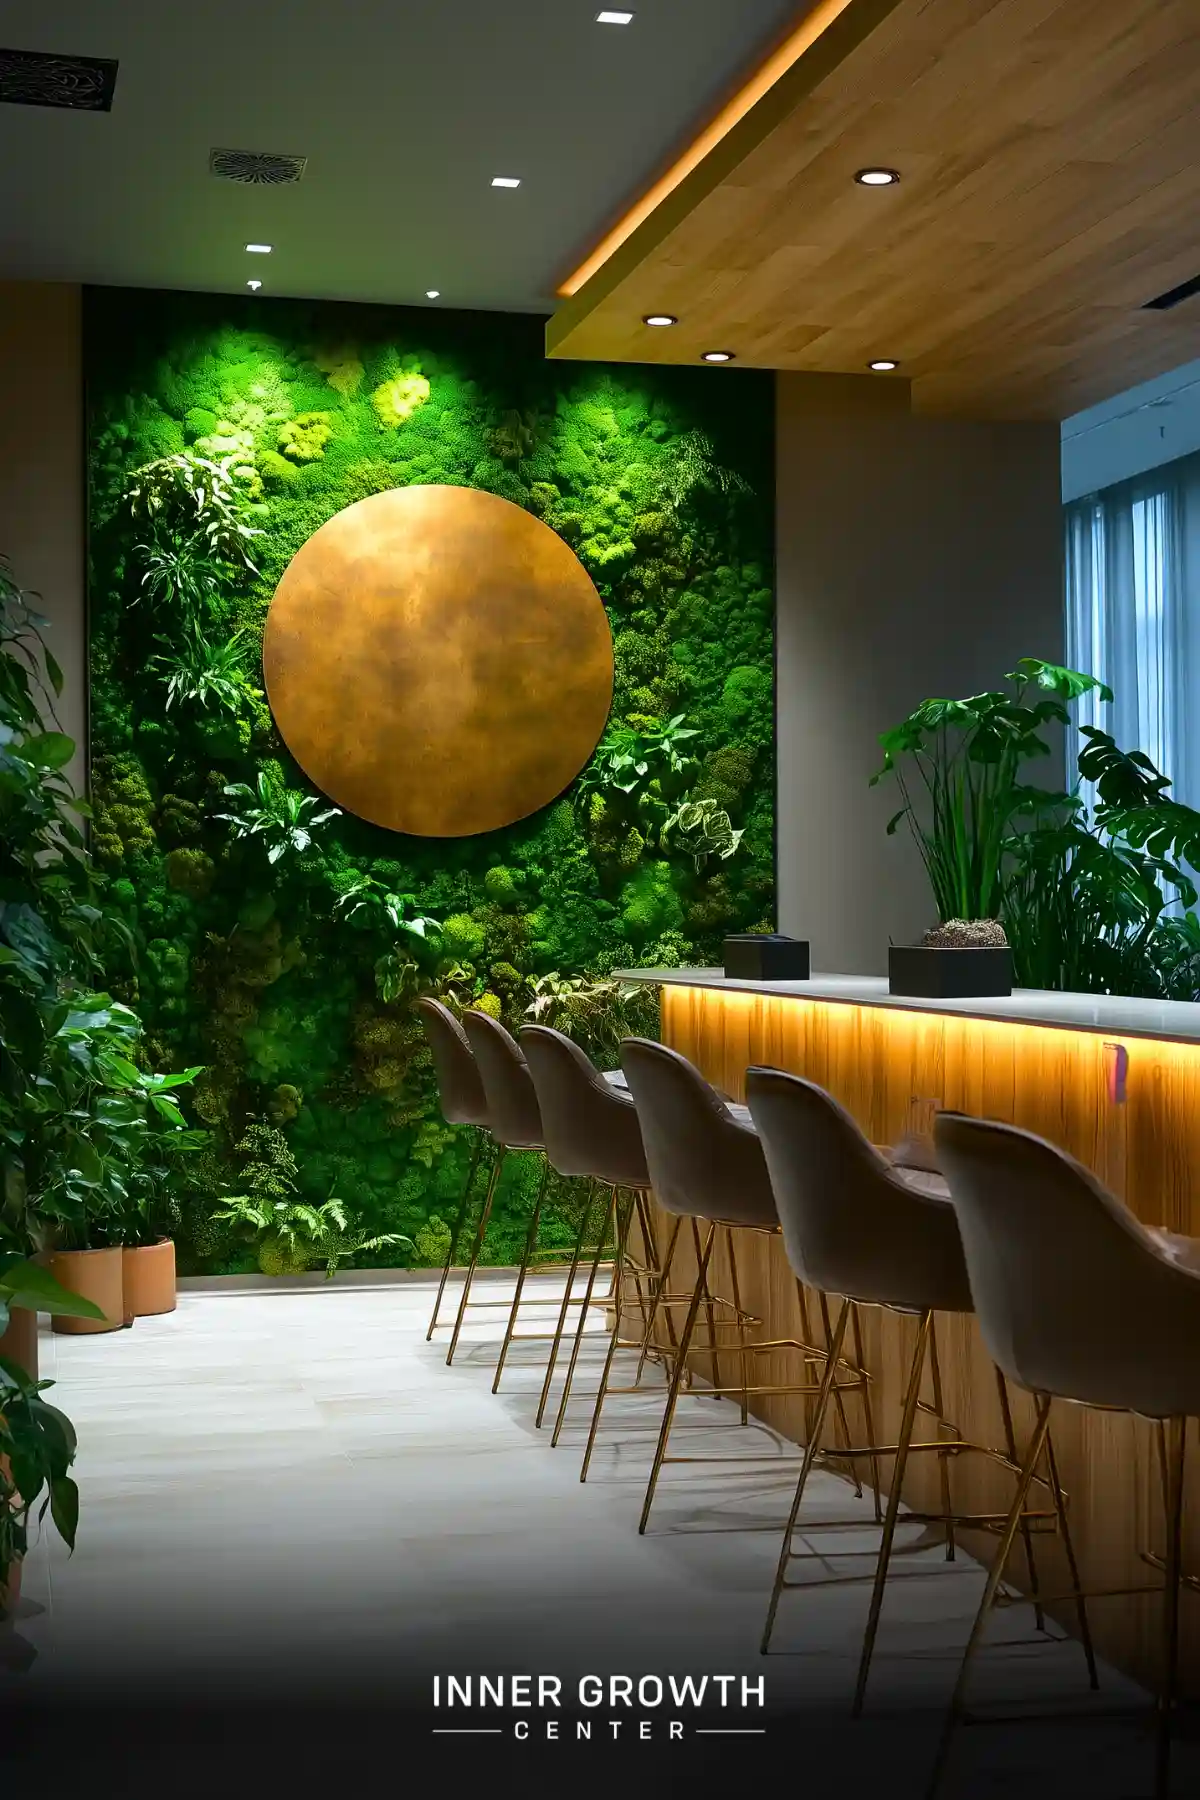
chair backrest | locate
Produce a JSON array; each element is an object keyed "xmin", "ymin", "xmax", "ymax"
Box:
[
  {"xmin": 415, "ymin": 997, "xmax": 489, "ymax": 1128},
  {"xmin": 461, "ymin": 1009, "xmax": 543, "ymax": 1149},
  {"xmin": 745, "ymin": 1067, "xmax": 972, "ymax": 1315},
  {"xmin": 619, "ymin": 1038, "xmax": 777, "ymax": 1228},
  {"xmin": 934, "ymin": 1112, "xmax": 1200, "ymax": 1417},
  {"xmin": 520, "ymin": 1026, "xmax": 649, "ymax": 1188}
]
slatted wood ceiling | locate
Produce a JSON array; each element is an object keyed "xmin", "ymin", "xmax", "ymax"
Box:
[{"xmin": 546, "ymin": 0, "xmax": 1200, "ymax": 420}]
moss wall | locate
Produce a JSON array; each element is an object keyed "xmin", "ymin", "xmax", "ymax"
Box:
[{"xmin": 85, "ymin": 288, "xmax": 775, "ymax": 1273}]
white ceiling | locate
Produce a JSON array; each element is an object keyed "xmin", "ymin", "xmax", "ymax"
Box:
[{"xmin": 0, "ymin": 0, "xmax": 803, "ymax": 314}]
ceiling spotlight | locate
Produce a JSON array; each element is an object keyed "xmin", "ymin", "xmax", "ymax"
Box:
[
  {"xmin": 245, "ymin": 242, "xmax": 273, "ymax": 253},
  {"xmin": 868, "ymin": 358, "xmax": 899, "ymax": 371},
  {"xmin": 426, "ymin": 289, "xmax": 441, "ymax": 299},
  {"xmin": 702, "ymin": 350, "xmax": 734, "ymax": 364},
  {"xmin": 597, "ymin": 9, "xmax": 635, "ymax": 21},
  {"xmin": 491, "ymin": 176, "xmax": 521, "ymax": 188},
  {"xmin": 643, "ymin": 313, "xmax": 677, "ymax": 327},
  {"xmin": 246, "ymin": 279, "xmax": 262, "ymax": 292},
  {"xmin": 854, "ymin": 168, "xmax": 899, "ymax": 187}
]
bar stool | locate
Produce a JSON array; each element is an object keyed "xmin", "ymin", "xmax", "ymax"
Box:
[
  {"xmin": 619, "ymin": 1038, "xmax": 872, "ymax": 1535},
  {"xmin": 932, "ymin": 1112, "xmax": 1200, "ymax": 1799},
  {"xmin": 520, "ymin": 1025, "xmax": 667, "ymax": 1433},
  {"xmin": 744, "ymin": 1067, "xmax": 1095, "ymax": 1712},
  {"xmin": 415, "ymin": 998, "xmax": 491, "ymax": 1343},
  {"xmin": 455, "ymin": 1009, "xmax": 600, "ymax": 1391}
]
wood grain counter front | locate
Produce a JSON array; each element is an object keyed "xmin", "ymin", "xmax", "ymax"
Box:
[{"xmin": 617, "ymin": 970, "xmax": 1200, "ymax": 1695}]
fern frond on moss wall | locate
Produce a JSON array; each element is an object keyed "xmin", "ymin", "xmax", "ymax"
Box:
[{"xmin": 85, "ymin": 289, "xmax": 775, "ymax": 1274}]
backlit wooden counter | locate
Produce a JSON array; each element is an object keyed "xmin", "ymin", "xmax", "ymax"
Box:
[{"xmin": 619, "ymin": 969, "xmax": 1200, "ymax": 1691}]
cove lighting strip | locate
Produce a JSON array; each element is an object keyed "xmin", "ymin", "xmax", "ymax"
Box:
[{"xmin": 557, "ymin": 0, "xmax": 857, "ymax": 297}]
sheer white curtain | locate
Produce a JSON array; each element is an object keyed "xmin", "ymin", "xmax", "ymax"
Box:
[{"xmin": 1064, "ymin": 450, "xmax": 1200, "ymax": 805}]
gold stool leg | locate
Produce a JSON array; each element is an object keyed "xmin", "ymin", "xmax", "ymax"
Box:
[
  {"xmin": 694, "ymin": 1217, "xmax": 723, "ymax": 1397},
  {"xmin": 726, "ymin": 1227, "xmax": 750, "ymax": 1427},
  {"xmin": 1156, "ymin": 1415, "xmax": 1187, "ymax": 1799},
  {"xmin": 535, "ymin": 1178, "xmax": 599, "ymax": 1428},
  {"xmin": 795, "ymin": 1283, "xmax": 820, "ymax": 1443},
  {"xmin": 635, "ymin": 1214, "xmax": 682, "ymax": 1385},
  {"xmin": 426, "ymin": 1129, "xmax": 484, "ymax": 1340},
  {"xmin": 625, "ymin": 1193, "xmax": 656, "ymax": 1350},
  {"xmin": 1043, "ymin": 1419, "xmax": 1099, "ymax": 1689},
  {"xmin": 926, "ymin": 1393, "xmax": 1054, "ymax": 1799},
  {"xmin": 851, "ymin": 1301, "xmax": 883, "ymax": 1524},
  {"xmin": 821, "ymin": 1290, "xmax": 863, "ymax": 1499},
  {"xmin": 994, "ymin": 1367, "xmax": 1046, "ymax": 1632},
  {"xmin": 492, "ymin": 1155, "xmax": 553, "ymax": 1393},
  {"xmin": 639, "ymin": 1220, "xmax": 717, "ymax": 1534},
  {"xmin": 852, "ymin": 1309, "xmax": 933, "ymax": 1717},
  {"xmin": 552, "ymin": 1186, "xmax": 618, "ymax": 1448},
  {"xmin": 579, "ymin": 1190, "xmax": 638, "ymax": 1481},
  {"xmin": 928, "ymin": 1317, "xmax": 957, "ymax": 1563},
  {"xmin": 760, "ymin": 1295, "xmax": 851, "ymax": 1654},
  {"xmin": 445, "ymin": 1144, "xmax": 504, "ymax": 1365}
]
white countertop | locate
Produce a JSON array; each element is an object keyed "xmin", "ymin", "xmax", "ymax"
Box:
[{"xmin": 615, "ymin": 968, "xmax": 1200, "ymax": 1047}]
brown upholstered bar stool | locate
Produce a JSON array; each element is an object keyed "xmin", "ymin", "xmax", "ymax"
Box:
[
  {"xmin": 618, "ymin": 1038, "xmax": 871, "ymax": 1535},
  {"xmin": 744, "ymin": 1067, "xmax": 1095, "ymax": 1712},
  {"xmin": 415, "ymin": 998, "xmax": 492, "ymax": 1343},
  {"xmin": 520, "ymin": 1025, "xmax": 668, "ymax": 1432},
  {"xmin": 453, "ymin": 1009, "xmax": 602, "ymax": 1391},
  {"xmin": 932, "ymin": 1113, "xmax": 1200, "ymax": 1799}
]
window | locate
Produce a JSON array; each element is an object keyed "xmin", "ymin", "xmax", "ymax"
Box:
[{"xmin": 1064, "ymin": 450, "xmax": 1200, "ymax": 807}]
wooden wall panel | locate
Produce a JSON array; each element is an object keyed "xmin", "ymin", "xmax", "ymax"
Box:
[{"xmin": 648, "ymin": 986, "xmax": 1200, "ymax": 1693}]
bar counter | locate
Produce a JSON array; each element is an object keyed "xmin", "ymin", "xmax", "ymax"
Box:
[{"xmin": 618, "ymin": 968, "xmax": 1200, "ymax": 1693}]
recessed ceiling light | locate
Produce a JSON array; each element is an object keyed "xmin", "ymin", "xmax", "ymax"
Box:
[
  {"xmin": 426, "ymin": 289, "xmax": 441, "ymax": 299},
  {"xmin": 597, "ymin": 9, "xmax": 635, "ymax": 21},
  {"xmin": 868, "ymin": 358, "xmax": 899, "ymax": 371},
  {"xmin": 491, "ymin": 176, "xmax": 521, "ymax": 189},
  {"xmin": 702, "ymin": 350, "xmax": 734, "ymax": 364},
  {"xmin": 854, "ymin": 168, "xmax": 899, "ymax": 187},
  {"xmin": 245, "ymin": 242, "xmax": 273, "ymax": 253},
  {"xmin": 246, "ymin": 279, "xmax": 262, "ymax": 292},
  {"xmin": 643, "ymin": 313, "xmax": 677, "ymax": 327}
]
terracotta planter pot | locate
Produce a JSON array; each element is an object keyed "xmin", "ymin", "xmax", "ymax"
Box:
[
  {"xmin": 122, "ymin": 1240, "xmax": 176, "ymax": 1319},
  {"xmin": 0, "ymin": 1554, "xmax": 21, "ymax": 1621},
  {"xmin": 0, "ymin": 1305, "xmax": 38, "ymax": 1379},
  {"xmin": 47, "ymin": 1247, "xmax": 124, "ymax": 1335}
]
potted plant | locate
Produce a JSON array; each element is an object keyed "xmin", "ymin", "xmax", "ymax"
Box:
[
  {"xmin": 871, "ymin": 659, "xmax": 1110, "ymax": 997},
  {"xmin": 0, "ymin": 1342, "xmax": 82, "ymax": 1619},
  {"xmin": 0, "ymin": 1255, "xmax": 105, "ymax": 1380},
  {"xmin": 107, "ymin": 1061, "xmax": 204, "ymax": 1320}
]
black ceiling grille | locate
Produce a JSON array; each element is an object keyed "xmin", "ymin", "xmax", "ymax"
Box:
[
  {"xmin": 0, "ymin": 47, "xmax": 118, "ymax": 111},
  {"xmin": 1142, "ymin": 272, "xmax": 1200, "ymax": 313},
  {"xmin": 209, "ymin": 148, "xmax": 307, "ymax": 186}
]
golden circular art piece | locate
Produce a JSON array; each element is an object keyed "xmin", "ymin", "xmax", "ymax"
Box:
[{"xmin": 263, "ymin": 485, "xmax": 614, "ymax": 838}]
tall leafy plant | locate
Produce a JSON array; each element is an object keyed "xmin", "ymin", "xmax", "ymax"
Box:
[{"xmin": 871, "ymin": 659, "xmax": 1112, "ymax": 923}]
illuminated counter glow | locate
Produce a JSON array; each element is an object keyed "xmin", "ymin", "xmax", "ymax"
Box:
[{"xmin": 616, "ymin": 967, "xmax": 1200, "ymax": 1694}]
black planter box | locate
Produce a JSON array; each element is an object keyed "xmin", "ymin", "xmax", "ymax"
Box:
[
  {"xmin": 888, "ymin": 945, "xmax": 1012, "ymax": 999},
  {"xmin": 724, "ymin": 934, "xmax": 810, "ymax": 981}
]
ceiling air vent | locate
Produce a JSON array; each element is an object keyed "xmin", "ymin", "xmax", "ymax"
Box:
[
  {"xmin": 0, "ymin": 47, "xmax": 118, "ymax": 111},
  {"xmin": 209, "ymin": 148, "xmax": 307, "ymax": 186},
  {"xmin": 1142, "ymin": 273, "xmax": 1200, "ymax": 313}
]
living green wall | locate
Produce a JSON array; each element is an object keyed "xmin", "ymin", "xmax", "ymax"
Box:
[{"xmin": 85, "ymin": 288, "xmax": 775, "ymax": 1273}]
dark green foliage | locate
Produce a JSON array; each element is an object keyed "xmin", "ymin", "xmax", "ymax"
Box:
[{"xmin": 86, "ymin": 290, "xmax": 775, "ymax": 1271}]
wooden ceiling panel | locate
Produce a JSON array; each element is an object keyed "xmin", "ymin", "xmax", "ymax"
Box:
[{"xmin": 547, "ymin": 0, "xmax": 1200, "ymax": 419}]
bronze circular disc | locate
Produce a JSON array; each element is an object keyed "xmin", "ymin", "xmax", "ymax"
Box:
[{"xmin": 262, "ymin": 485, "xmax": 614, "ymax": 838}]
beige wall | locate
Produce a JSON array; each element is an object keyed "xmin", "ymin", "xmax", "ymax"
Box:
[
  {"xmin": 775, "ymin": 371, "xmax": 1064, "ymax": 974},
  {"xmin": 0, "ymin": 281, "xmax": 85, "ymax": 786}
]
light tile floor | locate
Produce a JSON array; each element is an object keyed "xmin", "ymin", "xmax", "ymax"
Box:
[{"xmin": 3, "ymin": 1276, "xmax": 1196, "ymax": 1798}]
